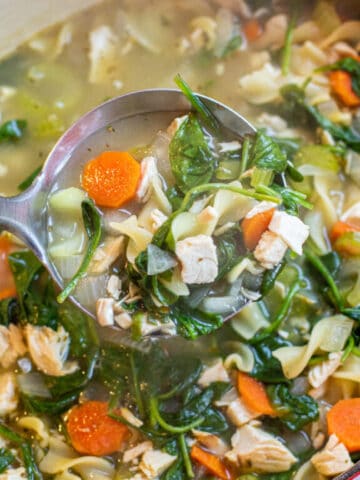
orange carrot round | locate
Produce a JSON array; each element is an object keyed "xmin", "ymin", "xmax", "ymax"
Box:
[
  {"xmin": 237, "ymin": 372, "xmax": 277, "ymax": 416},
  {"xmin": 329, "ymin": 70, "xmax": 360, "ymax": 107},
  {"xmin": 243, "ymin": 19, "xmax": 263, "ymax": 42},
  {"xmin": 327, "ymin": 398, "xmax": 360, "ymax": 452},
  {"xmin": 0, "ymin": 235, "xmax": 18, "ymax": 300},
  {"xmin": 66, "ymin": 401, "xmax": 129, "ymax": 456},
  {"xmin": 190, "ymin": 445, "xmax": 232, "ymax": 480},
  {"xmin": 241, "ymin": 208, "xmax": 275, "ymax": 251},
  {"xmin": 330, "ymin": 220, "xmax": 360, "ymax": 243},
  {"xmin": 81, "ymin": 151, "xmax": 141, "ymax": 208}
]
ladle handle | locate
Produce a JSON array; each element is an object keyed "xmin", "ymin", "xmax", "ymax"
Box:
[{"xmin": 0, "ymin": 185, "xmax": 48, "ymax": 263}]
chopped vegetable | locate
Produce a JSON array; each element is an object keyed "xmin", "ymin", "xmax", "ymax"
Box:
[
  {"xmin": 243, "ymin": 19, "xmax": 262, "ymax": 42},
  {"xmin": 250, "ymin": 131, "xmax": 287, "ymax": 174},
  {"xmin": 327, "ymin": 398, "xmax": 360, "ymax": 452},
  {"xmin": 81, "ymin": 151, "xmax": 141, "ymax": 208},
  {"xmin": 329, "ymin": 70, "xmax": 360, "ymax": 107},
  {"xmin": 66, "ymin": 400, "xmax": 129, "ymax": 455},
  {"xmin": 0, "ymin": 119, "xmax": 27, "ymax": 143},
  {"xmin": 334, "ymin": 231, "xmax": 360, "ymax": 256},
  {"xmin": 282, "ymin": 3, "xmax": 297, "ymax": 76},
  {"xmin": 237, "ymin": 372, "xmax": 277, "ymax": 416},
  {"xmin": 0, "ymin": 235, "xmax": 18, "ymax": 301},
  {"xmin": 330, "ymin": 220, "xmax": 360, "ymax": 242},
  {"xmin": 323, "ymin": 57, "xmax": 360, "ymax": 97},
  {"xmin": 241, "ymin": 207, "xmax": 275, "ymax": 250},
  {"xmin": 190, "ymin": 444, "xmax": 232, "ymax": 480}
]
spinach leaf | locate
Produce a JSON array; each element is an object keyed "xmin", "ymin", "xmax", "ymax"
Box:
[
  {"xmin": 174, "ymin": 74, "xmax": 220, "ymax": 132},
  {"xmin": 261, "ymin": 262, "xmax": 285, "ymax": 296},
  {"xmin": 251, "ymin": 336, "xmax": 291, "ymax": 383},
  {"xmin": 214, "ymin": 227, "xmax": 244, "ymax": 280},
  {"xmin": 171, "ymin": 304, "xmax": 223, "ymax": 339},
  {"xmin": 18, "ymin": 165, "xmax": 42, "ymax": 191},
  {"xmin": 0, "ymin": 119, "xmax": 27, "ymax": 142},
  {"xmin": 166, "ymin": 185, "xmax": 184, "ymax": 211},
  {"xmin": 0, "ymin": 297, "xmax": 21, "ymax": 325},
  {"xmin": 280, "ymin": 84, "xmax": 360, "ymax": 152},
  {"xmin": 250, "ymin": 130, "xmax": 287, "ymax": 173},
  {"xmin": 267, "ymin": 384, "xmax": 319, "ymax": 431},
  {"xmin": 9, "ymin": 251, "xmax": 58, "ymax": 329},
  {"xmin": 22, "ymin": 391, "xmax": 80, "ymax": 415},
  {"xmin": 0, "ymin": 448, "xmax": 14, "ymax": 473},
  {"xmin": 322, "ymin": 57, "xmax": 360, "ymax": 97},
  {"xmin": 169, "ymin": 114, "xmax": 216, "ymax": 193},
  {"xmin": 57, "ymin": 199, "xmax": 102, "ymax": 303}
]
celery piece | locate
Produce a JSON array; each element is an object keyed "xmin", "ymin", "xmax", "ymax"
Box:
[
  {"xmin": 250, "ymin": 167, "xmax": 274, "ymax": 188},
  {"xmin": 294, "ymin": 144, "xmax": 340, "ymax": 173},
  {"xmin": 49, "ymin": 187, "xmax": 87, "ymax": 214},
  {"xmin": 216, "ymin": 160, "xmax": 241, "ymax": 180}
]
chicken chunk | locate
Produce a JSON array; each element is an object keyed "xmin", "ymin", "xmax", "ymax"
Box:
[
  {"xmin": 192, "ymin": 430, "xmax": 229, "ymax": 456},
  {"xmin": 0, "ymin": 324, "xmax": 27, "ymax": 369},
  {"xmin": 175, "ymin": 234, "xmax": 218, "ymax": 284},
  {"xmin": 245, "ymin": 201, "xmax": 277, "ymax": 219},
  {"xmin": 136, "ymin": 156, "xmax": 158, "ymax": 203},
  {"xmin": 123, "ymin": 441, "xmax": 153, "ymax": 463},
  {"xmin": 254, "ymin": 231, "xmax": 288, "ymax": 270},
  {"xmin": 106, "ymin": 275, "xmax": 122, "ymax": 300},
  {"xmin": 226, "ymin": 424, "xmax": 297, "ymax": 473},
  {"xmin": 0, "ymin": 373, "xmax": 18, "ymax": 415},
  {"xmin": 268, "ymin": 211, "xmax": 310, "ymax": 255},
  {"xmin": 311, "ymin": 434, "xmax": 353, "ymax": 476},
  {"xmin": 88, "ymin": 25, "xmax": 118, "ymax": 84},
  {"xmin": 24, "ymin": 325, "xmax": 78, "ymax": 377},
  {"xmin": 308, "ymin": 352, "xmax": 343, "ymax": 389},
  {"xmin": 139, "ymin": 450, "xmax": 177, "ymax": 478},
  {"xmin": 226, "ymin": 397, "xmax": 260, "ymax": 427},
  {"xmin": 198, "ymin": 359, "xmax": 229, "ymax": 387},
  {"xmin": 96, "ymin": 298, "xmax": 115, "ymax": 327},
  {"xmin": 89, "ymin": 236, "xmax": 125, "ymax": 274}
]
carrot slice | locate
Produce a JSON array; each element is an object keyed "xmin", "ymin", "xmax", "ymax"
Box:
[
  {"xmin": 237, "ymin": 372, "xmax": 277, "ymax": 416},
  {"xmin": 327, "ymin": 399, "xmax": 360, "ymax": 452},
  {"xmin": 190, "ymin": 445, "xmax": 232, "ymax": 480},
  {"xmin": 241, "ymin": 207, "xmax": 275, "ymax": 250},
  {"xmin": 66, "ymin": 401, "xmax": 129, "ymax": 456},
  {"xmin": 329, "ymin": 70, "xmax": 360, "ymax": 107},
  {"xmin": 81, "ymin": 151, "xmax": 141, "ymax": 208},
  {"xmin": 243, "ymin": 19, "xmax": 263, "ymax": 42},
  {"xmin": 0, "ymin": 235, "xmax": 18, "ymax": 300},
  {"xmin": 330, "ymin": 220, "xmax": 360, "ymax": 243}
]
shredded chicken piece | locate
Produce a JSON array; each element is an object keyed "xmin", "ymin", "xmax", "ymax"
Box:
[
  {"xmin": 268, "ymin": 211, "xmax": 310, "ymax": 255},
  {"xmin": 226, "ymin": 397, "xmax": 260, "ymax": 427},
  {"xmin": 139, "ymin": 450, "xmax": 177, "ymax": 478},
  {"xmin": 311, "ymin": 434, "xmax": 353, "ymax": 476},
  {"xmin": 0, "ymin": 324, "xmax": 27, "ymax": 369},
  {"xmin": 89, "ymin": 236, "xmax": 125, "ymax": 274},
  {"xmin": 96, "ymin": 298, "xmax": 115, "ymax": 327},
  {"xmin": 308, "ymin": 352, "xmax": 343, "ymax": 389},
  {"xmin": 114, "ymin": 312, "xmax": 132, "ymax": 329},
  {"xmin": 24, "ymin": 325, "xmax": 78, "ymax": 377},
  {"xmin": 192, "ymin": 430, "xmax": 229, "ymax": 456},
  {"xmin": 226, "ymin": 424, "xmax": 297, "ymax": 473},
  {"xmin": 0, "ymin": 373, "xmax": 18, "ymax": 415},
  {"xmin": 175, "ymin": 234, "xmax": 218, "ymax": 284},
  {"xmin": 88, "ymin": 25, "xmax": 118, "ymax": 84},
  {"xmin": 123, "ymin": 441, "xmax": 153, "ymax": 463},
  {"xmin": 254, "ymin": 231, "xmax": 288, "ymax": 270},
  {"xmin": 0, "ymin": 467, "xmax": 27, "ymax": 479},
  {"xmin": 198, "ymin": 359, "xmax": 230, "ymax": 387}
]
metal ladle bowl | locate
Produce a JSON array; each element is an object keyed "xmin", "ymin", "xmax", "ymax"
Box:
[{"xmin": 0, "ymin": 89, "xmax": 255, "ymax": 318}]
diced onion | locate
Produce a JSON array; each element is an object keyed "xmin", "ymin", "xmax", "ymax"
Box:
[
  {"xmin": 201, "ymin": 295, "xmax": 245, "ymax": 315},
  {"xmin": 53, "ymin": 254, "xmax": 83, "ymax": 280},
  {"xmin": 147, "ymin": 244, "xmax": 177, "ymax": 275},
  {"xmin": 74, "ymin": 274, "xmax": 108, "ymax": 311},
  {"xmin": 18, "ymin": 372, "xmax": 51, "ymax": 398}
]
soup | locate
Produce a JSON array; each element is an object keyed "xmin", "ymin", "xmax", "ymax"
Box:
[{"xmin": 0, "ymin": 1, "xmax": 360, "ymax": 479}]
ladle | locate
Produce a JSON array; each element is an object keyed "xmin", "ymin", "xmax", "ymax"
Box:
[{"xmin": 0, "ymin": 88, "xmax": 255, "ymax": 320}]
